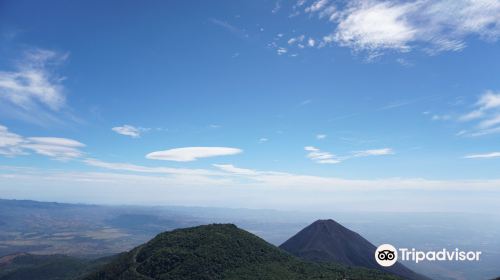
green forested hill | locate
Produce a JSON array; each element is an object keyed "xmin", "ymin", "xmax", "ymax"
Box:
[{"xmin": 84, "ymin": 224, "xmax": 401, "ymax": 280}]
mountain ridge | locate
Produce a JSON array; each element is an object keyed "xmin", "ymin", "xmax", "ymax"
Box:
[{"xmin": 280, "ymin": 219, "xmax": 430, "ymax": 280}]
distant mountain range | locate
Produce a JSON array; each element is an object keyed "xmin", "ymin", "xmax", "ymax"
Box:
[{"xmin": 280, "ymin": 219, "xmax": 429, "ymax": 280}]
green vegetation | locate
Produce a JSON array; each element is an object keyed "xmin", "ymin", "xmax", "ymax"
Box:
[
  {"xmin": 0, "ymin": 254, "xmax": 109, "ymax": 280},
  {"xmin": 84, "ymin": 224, "xmax": 401, "ymax": 280}
]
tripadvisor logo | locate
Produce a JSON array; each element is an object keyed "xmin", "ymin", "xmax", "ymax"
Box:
[
  {"xmin": 375, "ymin": 244, "xmax": 398, "ymax": 267},
  {"xmin": 375, "ymin": 244, "xmax": 482, "ymax": 267}
]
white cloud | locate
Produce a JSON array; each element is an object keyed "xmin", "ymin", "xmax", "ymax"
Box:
[
  {"xmin": 352, "ymin": 148, "xmax": 394, "ymax": 157},
  {"xmin": 285, "ymin": 0, "xmax": 500, "ymax": 56},
  {"xmin": 304, "ymin": 146, "xmax": 341, "ymax": 164},
  {"xmin": 212, "ymin": 164, "xmax": 258, "ymax": 175},
  {"xmin": 458, "ymin": 91, "xmax": 500, "ymax": 136},
  {"xmin": 308, "ymin": 38, "xmax": 316, "ymax": 47},
  {"xmin": 432, "ymin": 114, "xmax": 452, "ymax": 121},
  {"xmin": 27, "ymin": 137, "xmax": 84, "ymax": 147},
  {"xmin": 316, "ymin": 134, "xmax": 327, "ymax": 140},
  {"xmin": 461, "ymin": 126, "xmax": 500, "ymax": 137},
  {"xmin": 479, "ymin": 114, "xmax": 500, "ymax": 129},
  {"xmin": 0, "ymin": 124, "xmax": 26, "ymax": 156},
  {"xmin": 288, "ymin": 35, "xmax": 305, "ymax": 45},
  {"xmin": 259, "ymin": 137, "xmax": 269, "ymax": 143},
  {"xmin": 0, "ymin": 49, "xmax": 70, "ymax": 124},
  {"xmin": 305, "ymin": 146, "xmax": 394, "ymax": 164},
  {"xmin": 477, "ymin": 90, "xmax": 500, "ymax": 109},
  {"xmin": 146, "ymin": 147, "xmax": 242, "ymax": 162},
  {"xmin": 111, "ymin": 125, "xmax": 146, "ymax": 138},
  {"xmin": 273, "ymin": 33, "xmax": 313, "ymax": 56},
  {"xmin": 277, "ymin": 47, "xmax": 288, "ymax": 55},
  {"xmin": 459, "ymin": 110, "xmax": 484, "ymax": 121},
  {"xmin": 464, "ymin": 152, "xmax": 500, "ymax": 159},
  {"xmin": 295, "ymin": 0, "xmax": 307, "ymax": 8},
  {"xmin": 333, "ymin": 1, "xmax": 417, "ymax": 52},
  {"xmin": 23, "ymin": 138, "xmax": 84, "ymax": 159},
  {"xmin": 319, "ymin": 5, "xmax": 339, "ymax": 21},
  {"xmin": 305, "ymin": 0, "xmax": 329, "ymax": 13},
  {"xmin": 0, "ymin": 124, "xmax": 84, "ymax": 160},
  {"xmin": 84, "ymin": 158, "xmax": 219, "ymax": 176}
]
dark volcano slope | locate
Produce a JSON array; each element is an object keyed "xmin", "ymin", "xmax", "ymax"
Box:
[
  {"xmin": 280, "ymin": 219, "xmax": 430, "ymax": 280},
  {"xmin": 83, "ymin": 223, "xmax": 401, "ymax": 280}
]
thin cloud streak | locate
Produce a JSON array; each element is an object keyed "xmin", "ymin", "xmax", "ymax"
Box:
[
  {"xmin": 304, "ymin": 146, "xmax": 394, "ymax": 164},
  {"xmin": 464, "ymin": 152, "xmax": 500, "ymax": 159}
]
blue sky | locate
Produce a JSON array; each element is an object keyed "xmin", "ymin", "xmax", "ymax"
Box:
[{"xmin": 0, "ymin": 0, "xmax": 499, "ymax": 212}]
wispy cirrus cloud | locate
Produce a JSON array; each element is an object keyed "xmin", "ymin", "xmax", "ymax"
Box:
[
  {"xmin": 146, "ymin": 147, "xmax": 242, "ymax": 162},
  {"xmin": 305, "ymin": 146, "xmax": 394, "ymax": 164},
  {"xmin": 0, "ymin": 124, "xmax": 25, "ymax": 156},
  {"xmin": 276, "ymin": 0, "xmax": 500, "ymax": 58},
  {"xmin": 209, "ymin": 18, "xmax": 249, "ymax": 40},
  {"xmin": 305, "ymin": 0, "xmax": 329, "ymax": 13},
  {"xmin": 427, "ymin": 90, "xmax": 500, "ymax": 137},
  {"xmin": 457, "ymin": 90, "xmax": 500, "ymax": 136},
  {"xmin": 460, "ymin": 91, "xmax": 500, "ymax": 120},
  {"xmin": 325, "ymin": 1, "xmax": 419, "ymax": 53},
  {"xmin": 0, "ymin": 48, "xmax": 72, "ymax": 125},
  {"xmin": 0, "ymin": 124, "xmax": 84, "ymax": 160},
  {"xmin": 304, "ymin": 146, "xmax": 341, "ymax": 164}
]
